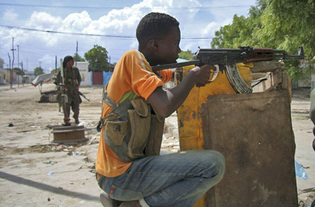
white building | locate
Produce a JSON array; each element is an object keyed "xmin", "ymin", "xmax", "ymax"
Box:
[{"xmin": 75, "ymin": 62, "xmax": 91, "ymax": 86}]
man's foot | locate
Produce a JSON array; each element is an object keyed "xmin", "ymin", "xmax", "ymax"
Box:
[
  {"xmin": 119, "ymin": 200, "xmax": 142, "ymax": 207},
  {"xmin": 75, "ymin": 119, "xmax": 80, "ymax": 124},
  {"xmin": 100, "ymin": 192, "xmax": 122, "ymax": 207},
  {"xmin": 64, "ymin": 117, "xmax": 71, "ymax": 126}
]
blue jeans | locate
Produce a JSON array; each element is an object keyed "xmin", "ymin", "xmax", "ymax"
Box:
[{"xmin": 97, "ymin": 150, "xmax": 225, "ymax": 207}]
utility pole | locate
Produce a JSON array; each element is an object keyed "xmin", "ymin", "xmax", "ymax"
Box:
[
  {"xmin": 17, "ymin": 44, "xmax": 19, "ymax": 88},
  {"xmin": 55, "ymin": 56, "xmax": 57, "ymax": 70},
  {"xmin": 7, "ymin": 53, "xmax": 11, "ymax": 89},
  {"xmin": 75, "ymin": 41, "xmax": 78, "ymax": 67},
  {"xmin": 17, "ymin": 45, "xmax": 19, "ymax": 68},
  {"xmin": 11, "ymin": 38, "xmax": 16, "ymax": 89},
  {"xmin": 21, "ymin": 61, "xmax": 24, "ymax": 86}
]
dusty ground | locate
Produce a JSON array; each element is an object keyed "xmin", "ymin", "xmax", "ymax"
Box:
[{"xmin": 0, "ymin": 83, "xmax": 314, "ymax": 207}]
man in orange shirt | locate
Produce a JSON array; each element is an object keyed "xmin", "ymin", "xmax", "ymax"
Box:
[{"xmin": 96, "ymin": 12, "xmax": 225, "ymax": 207}]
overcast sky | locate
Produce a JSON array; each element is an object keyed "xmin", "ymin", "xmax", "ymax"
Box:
[{"xmin": 0, "ymin": 0, "xmax": 256, "ymax": 73}]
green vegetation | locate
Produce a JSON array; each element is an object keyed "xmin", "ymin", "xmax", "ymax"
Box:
[
  {"xmin": 210, "ymin": 0, "xmax": 315, "ymax": 81},
  {"xmin": 84, "ymin": 45, "xmax": 110, "ymax": 72}
]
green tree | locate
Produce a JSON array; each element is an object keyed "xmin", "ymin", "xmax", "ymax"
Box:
[
  {"xmin": 84, "ymin": 45, "xmax": 110, "ymax": 72},
  {"xmin": 34, "ymin": 67, "xmax": 44, "ymax": 76},
  {"xmin": 51, "ymin": 68, "xmax": 60, "ymax": 74},
  {"xmin": 262, "ymin": 0, "xmax": 314, "ymax": 55},
  {"xmin": 212, "ymin": 0, "xmax": 315, "ymax": 56},
  {"xmin": 179, "ymin": 50, "xmax": 194, "ymax": 60},
  {"xmin": 73, "ymin": 53, "xmax": 85, "ymax": 62},
  {"xmin": 210, "ymin": 0, "xmax": 315, "ymax": 81},
  {"xmin": 285, "ymin": 59, "xmax": 312, "ymax": 82},
  {"xmin": 211, "ymin": 15, "xmax": 254, "ymax": 49},
  {"xmin": 13, "ymin": 67, "xmax": 24, "ymax": 75},
  {"xmin": 211, "ymin": 2, "xmax": 266, "ymax": 49}
]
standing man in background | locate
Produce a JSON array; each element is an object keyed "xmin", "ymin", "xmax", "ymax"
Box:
[{"xmin": 55, "ymin": 56, "xmax": 82, "ymax": 125}]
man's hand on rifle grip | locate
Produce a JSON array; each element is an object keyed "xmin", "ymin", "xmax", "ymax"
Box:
[{"xmin": 192, "ymin": 64, "xmax": 215, "ymax": 87}]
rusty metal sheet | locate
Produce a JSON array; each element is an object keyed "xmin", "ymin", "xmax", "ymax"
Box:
[{"xmin": 201, "ymin": 90, "xmax": 297, "ymax": 207}]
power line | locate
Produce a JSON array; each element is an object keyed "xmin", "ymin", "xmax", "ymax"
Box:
[
  {"xmin": 0, "ymin": 25, "xmax": 134, "ymax": 39},
  {"xmin": 0, "ymin": 3, "xmax": 253, "ymax": 10},
  {"xmin": 0, "ymin": 25, "xmax": 212, "ymax": 40},
  {"xmin": 0, "ymin": 3, "xmax": 119, "ymax": 9}
]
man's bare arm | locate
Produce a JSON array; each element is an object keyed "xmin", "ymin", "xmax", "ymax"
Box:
[{"xmin": 147, "ymin": 65, "xmax": 212, "ymax": 118}]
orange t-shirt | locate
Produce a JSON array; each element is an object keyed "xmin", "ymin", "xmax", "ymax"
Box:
[{"xmin": 95, "ymin": 50, "xmax": 172, "ymax": 177}]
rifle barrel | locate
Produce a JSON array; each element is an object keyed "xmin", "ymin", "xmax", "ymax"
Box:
[{"xmin": 151, "ymin": 60, "xmax": 200, "ymax": 71}]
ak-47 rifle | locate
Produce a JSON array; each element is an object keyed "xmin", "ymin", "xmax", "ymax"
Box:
[
  {"xmin": 151, "ymin": 46, "xmax": 305, "ymax": 93},
  {"xmin": 59, "ymin": 58, "xmax": 68, "ymax": 111},
  {"xmin": 78, "ymin": 91, "xmax": 90, "ymax": 102},
  {"xmin": 66, "ymin": 83, "xmax": 90, "ymax": 102}
]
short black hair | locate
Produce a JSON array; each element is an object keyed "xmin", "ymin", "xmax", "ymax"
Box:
[{"xmin": 136, "ymin": 12, "xmax": 179, "ymax": 48}]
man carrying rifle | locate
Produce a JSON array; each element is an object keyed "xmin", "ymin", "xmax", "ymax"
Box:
[{"xmin": 55, "ymin": 56, "xmax": 82, "ymax": 125}]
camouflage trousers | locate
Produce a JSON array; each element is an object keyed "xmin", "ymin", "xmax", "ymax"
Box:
[{"xmin": 62, "ymin": 95, "xmax": 80, "ymax": 124}]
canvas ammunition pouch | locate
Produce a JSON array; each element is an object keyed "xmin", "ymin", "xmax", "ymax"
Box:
[{"xmin": 102, "ymin": 87, "xmax": 164, "ymax": 162}]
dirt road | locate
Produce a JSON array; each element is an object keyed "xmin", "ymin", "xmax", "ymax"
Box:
[{"xmin": 0, "ymin": 84, "xmax": 314, "ymax": 206}]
